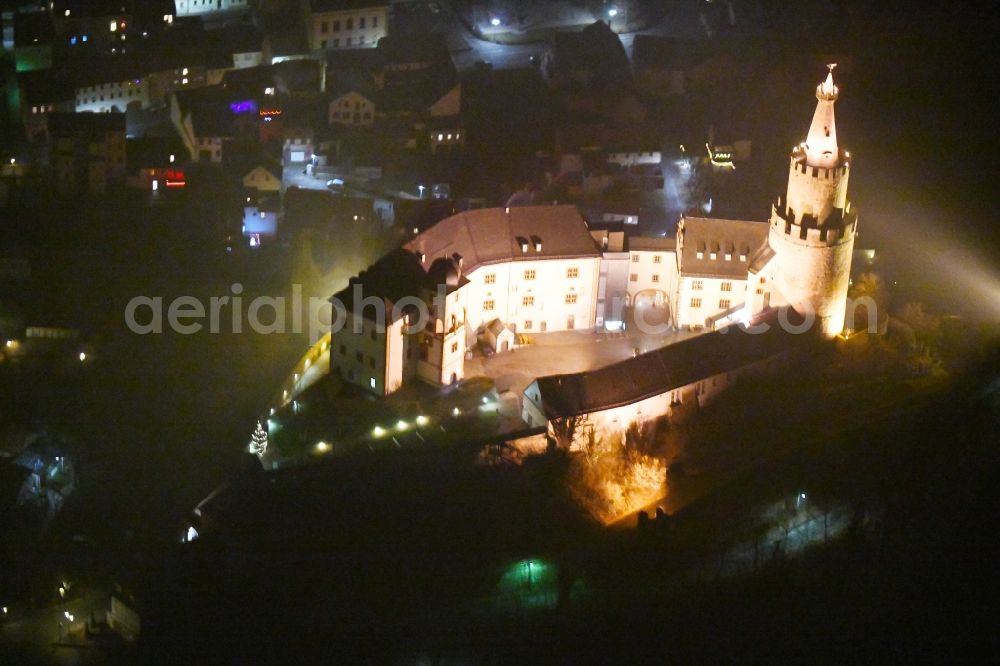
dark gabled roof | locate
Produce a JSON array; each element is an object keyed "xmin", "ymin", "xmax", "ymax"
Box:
[
  {"xmin": 309, "ymin": 0, "xmax": 389, "ymax": 11},
  {"xmin": 405, "ymin": 205, "xmax": 600, "ymax": 275},
  {"xmin": 326, "ymin": 47, "xmax": 382, "ymax": 73},
  {"xmin": 628, "ymin": 236, "xmax": 677, "ymax": 252},
  {"xmin": 749, "ymin": 241, "xmax": 776, "ymax": 274},
  {"xmin": 283, "ymin": 187, "xmax": 374, "ymax": 229},
  {"xmin": 327, "ymin": 70, "xmax": 378, "ymax": 100},
  {"xmin": 530, "ymin": 309, "xmax": 814, "ymax": 419},
  {"xmin": 548, "ymin": 20, "xmax": 629, "ymax": 76},
  {"xmin": 47, "ymin": 111, "xmax": 125, "ymax": 136},
  {"xmin": 13, "ymin": 10, "xmax": 54, "ymax": 46},
  {"xmin": 273, "ymin": 59, "xmax": 324, "ymax": 93},
  {"xmin": 376, "ymin": 31, "xmax": 450, "ymax": 66},
  {"xmin": 330, "ymin": 248, "xmax": 429, "ymax": 319},
  {"xmin": 126, "ymin": 136, "xmax": 187, "ymax": 170},
  {"xmin": 679, "ymin": 216, "xmax": 768, "ymax": 279},
  {"xmin": 631, "ymin": 36, "xmax": 711, "ymax": 71},
  {"xmin": 18, "ymin": 70, "xmax": 74, "ymax": 105}
]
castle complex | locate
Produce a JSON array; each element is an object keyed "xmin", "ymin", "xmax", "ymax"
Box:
[{"xmin": 324, "ymin": 68, "xmax": 857, "ymax": 397}]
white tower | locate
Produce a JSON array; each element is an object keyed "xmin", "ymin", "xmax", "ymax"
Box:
[{"xmin": 767, "ymin": 65, "xmax": 858, "ymax": 337}]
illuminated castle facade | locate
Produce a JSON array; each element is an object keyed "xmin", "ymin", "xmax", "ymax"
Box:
[
  {"xmin": 296, "ymin": 68, "xmax": 857, "ymax": 403},
  {"xmin": 744, "ymin": 66, "xmax": 858, "ymax": 337}
]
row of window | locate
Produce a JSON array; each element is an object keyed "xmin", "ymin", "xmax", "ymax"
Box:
[
  {"xmin": 321, "ymin": 35, "xmax": 372, "ymax": 48},
  {"xmin": 630, "ymin": 273, "xmax": 662, "ymax": 283},
  {"xmin": 689, "ymin": 298, "xmax": 731, "ymax": 309},
  {"xmin": 696, "ymin": 251, "xmax": 747, "ymax": 262},
  {"xmin": 484, "ymin": 267, "xmax": 581, "ymax": 284},
  {"xmin": 320, "ymin": 15, "xmax": 379, "ymax": 33},
  {"xmin": 691, "ymin": 280, "xmax": 734, "ymax": 291},
  {"xmin": 631, "ymin": 253, "xmax": 664, "ymax": 263},
  {"xmin": 339, "ymin": 344, "xmax": 379, "ymax": 368},
  {"xmin": 481, "ymin": 292, "xmax": 580, "ymax": 311},
  {"xmin": 77, "ymin": 88, "xmax": 142, "ymax": 104},
  {"xmin": 333, "ymin": 111, "xmax": 372, "ymax": 122}
]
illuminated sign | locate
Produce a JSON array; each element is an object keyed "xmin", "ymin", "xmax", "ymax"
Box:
[
  {"xmin": 164, "ymin": 169, "xmax": 186, "ymax": 187},
  {"xmin": 229, "ymin": 100, "xmax": 257, "ymax": 114}
]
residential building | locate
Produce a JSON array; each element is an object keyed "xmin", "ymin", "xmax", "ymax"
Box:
[
  {"xmin": 48, "ymin": 111, "xmax": 126, "ymax": 193},
  {"xmin": 306, "ymin": 1, "xmax": 388, "ymax": 51},
  {"xmin": 174, "ymin": 0, "xmax": 251, "ymax": 18},
  {"xmin": 673, "ymin": 216, "xmax": 765, "ymax": 328}
]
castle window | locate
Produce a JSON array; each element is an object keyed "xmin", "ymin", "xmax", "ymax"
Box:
[
  {"xmin": 355, "ymin": 351, "xmax": 363, "ymax": 362},
  {"xmin": 523, "ymin": 269, "xmax": 535, "ymax": 280},
  {"xmin": 451, "ymin": 341, "xmax": 458, "ymax": 353},
  {"xmin": 565, "ymin": 294, "xmax": 577, "ymax": 304},
  {"xmin": 690, "ymin": 298, "xmax": 702, "ymax": 308},
  {"xmin": 692, "ymin": 280, "xmax": 704, "ymax": 291},
  {"xmin": 721, "ymin": 282, "xmax": 732, "ymax": 292},
  {"xmin": 522, "ymin": 295, "xmax": 534, "ymax": 307},
  {"xmin": 653, "ymin": 255, "xmax": 662, "ymax": 264},
  {"xmin": 567, "ymin": 267, "xmax": 578, "ymax": 279},
  {"xmin": 523, "ymin": 320, "xmax": 532, "ymax": 330},
  {"xmin": 696, "ymin": 252, "xmax": 704, "ymax": 259},
  {"xmin": 483, "ymin": 299, "xmax": 495, "ymax": 311},
  {"xmin": 756, "ymin": 288, "xmax": 764, "ymax": 295},
  {"xmin": 719, "ymin": 299, "xmax": 731, "ymax": 309},
  {"xmin": 710, "ymin": 252, "xmax": 717, "ymax": 260},
  {"xmin": 652, "ymin": 275, "xmax": 660, "ymax": 283},
  {"xmin": 484, "ymin": 273, "xmax": 496, "ymax": 284},
  {"xmin": 629, "ymin": 273, "xmax": 638, "ymax": 282},
  {"xmin": 631, "ymin": 254, "xmax": 640, "ymax": 262},
  {"xmin": 740, "ymin": 254, "xmax": 747, "ymax": 262},
  {"xmin": 725, "ymin": 253, "xmax": 732, "ymax": 261}
]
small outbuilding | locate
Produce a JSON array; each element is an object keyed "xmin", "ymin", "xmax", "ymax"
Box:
[{"xmin": 484, "ymin": 318, "xmax": 515, "ymax": 353}]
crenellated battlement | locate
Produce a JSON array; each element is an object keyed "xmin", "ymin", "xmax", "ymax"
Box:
[
  {"xmin": 771, "ymin": 203, "xmax": 857, "ymax": 245},
  {"xmin": 790, "ymin": 146, "xmax": 850, "ymax": 179}
]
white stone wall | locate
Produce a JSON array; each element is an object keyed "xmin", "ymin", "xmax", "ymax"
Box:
[
  {"xmin": 310, "ymin": 6, "xmax": 388, "ymax": 51},
  {"xmin": 768, "ymin": 213, "xmax": 856, "ymax": 337},
  {"xmin": 462, "ymin": 257, "xmax": 601, "ymax": 335},
  {"xmin": 75, "ymin": 79, "xmax": 149, "ymax": 113},
  {"xmin": 626, "ymin": 250, "xmax": 677, "ymax": 308},
  {"xmin": 175, "ymin": 0, "xmax": 249, "ymax": 17},
  {"xmin": 675, "ymin": 275, "xmax": 747, "ymax": 329}
]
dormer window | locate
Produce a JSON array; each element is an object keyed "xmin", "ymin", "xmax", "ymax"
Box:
[
  {"xmin": 530, "ymin": 235, "xmax": 542, "ymax": 252},
  {"xmin": 696, "ymin": 251, "xmax": 704, "ymax": 259}
]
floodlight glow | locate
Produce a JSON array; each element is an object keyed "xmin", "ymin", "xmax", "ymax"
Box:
[
  {"xmin": 416, "ymin": 415, "xmax": 428, "ymax": 426},
  {"xmin": 396, "ymin": 420, "xmax": 409, "ymax": 431},
  {"xmin": 490, "ymin": 17, "xmax": 500, "ymax": 26},
  {"xmin": 608, "ymin": 7, "xmax": 618, "ymax": 17},
  {"xmin": 372, "ymin": 425, "xmax": 386, "ymax": 437}
]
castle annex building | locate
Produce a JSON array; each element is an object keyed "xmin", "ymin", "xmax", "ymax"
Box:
[{"xmin": 323, "ymin": 68, "xmax": 857, "ymax": 397}]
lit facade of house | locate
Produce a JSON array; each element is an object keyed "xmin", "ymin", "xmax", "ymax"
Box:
[
  {"xmin": 307, "ymin": 1, "xmax": 389, "ymax": 51},
  {"xmin": 328, "ymin": 206, "xmax": 602, "ymax": 396},
  {"xmin": 174, "ymin": 0, "xmax": 250, "ymax": 17},
  {"xmin": 75, "ymin": 78, "xmax": 149, "ymax": 113},
  {"xmin": 328, "ymin": 90, "xmax": 375, "ymax": 126},
  {"xmin": 672, "ymin": 216, "xmax": 764, "ymax": 329},
  {"xmin": 626, "ymin": 237, "xmax": 678, "ymax": 310}
]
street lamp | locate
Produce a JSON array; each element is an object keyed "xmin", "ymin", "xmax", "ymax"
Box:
[
  {"xmin": 490, "ymin": 16, "xmax": 501, "ymax": 27},
  {"xmin": 417, "ymin": 184, "xmax": 425, "ymax": 198},
  {"xmin": 608, "ymin": 7, "xmax": 618, "ymax": 18}
]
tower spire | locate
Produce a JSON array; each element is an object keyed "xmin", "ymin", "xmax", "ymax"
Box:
[{"xmin": 804, "ymin": 64, "xmax": 840, "ymax": 168}]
